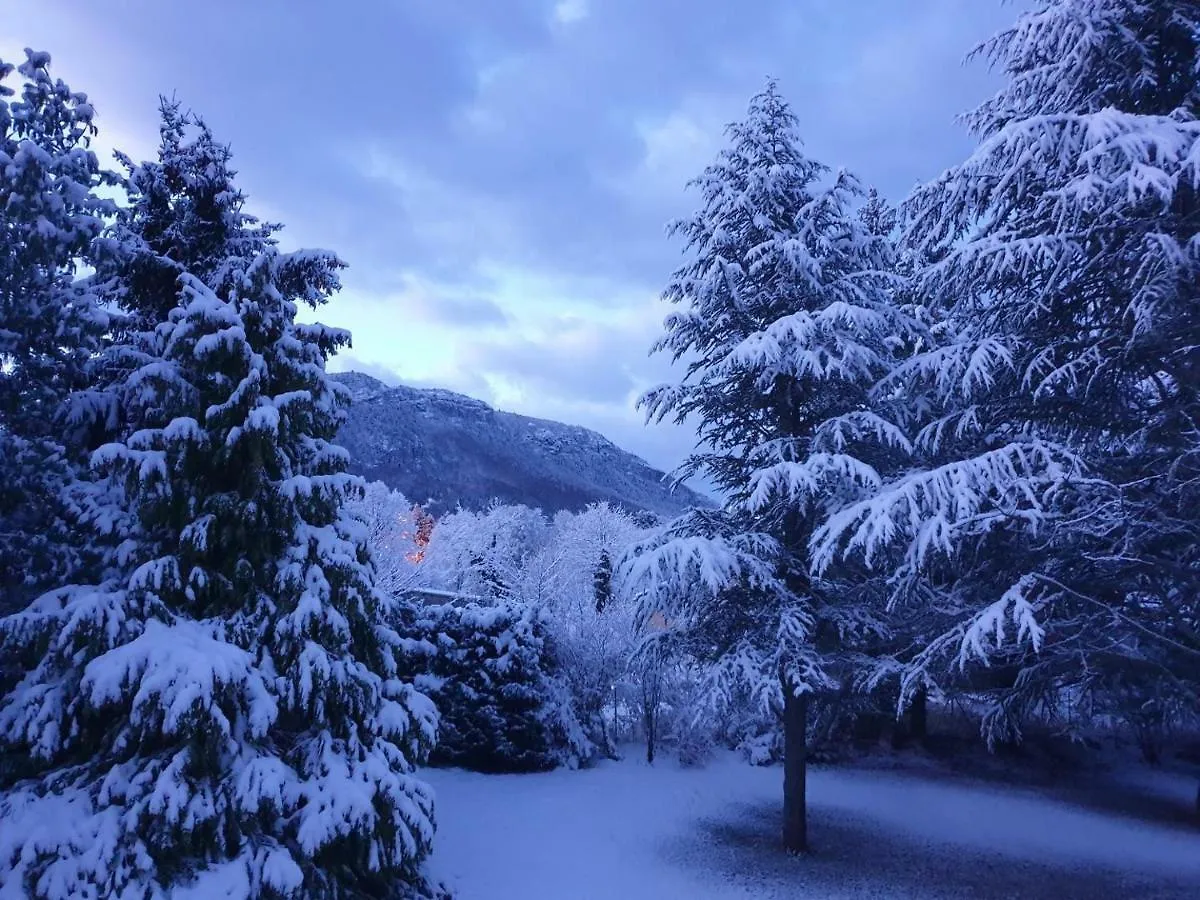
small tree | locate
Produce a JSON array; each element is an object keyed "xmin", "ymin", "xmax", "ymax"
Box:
[{"xmin": 593, "ymin": 549, "xmax": 613, "ymax": 614}]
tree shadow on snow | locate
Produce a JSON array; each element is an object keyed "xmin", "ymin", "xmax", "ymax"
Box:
[{"xmin": 662, "ymin": 800, "xmax": 1197, "ymax": 900}]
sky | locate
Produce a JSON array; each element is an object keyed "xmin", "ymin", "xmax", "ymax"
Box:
[{"xmin": 5, "ymin": 0, "xmax": 1021, "ymax": 476}]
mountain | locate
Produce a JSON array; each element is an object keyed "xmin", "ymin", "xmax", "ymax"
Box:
[{"xmin": 331, "ymin": 372, "xmax": 710, "ymax": 518}]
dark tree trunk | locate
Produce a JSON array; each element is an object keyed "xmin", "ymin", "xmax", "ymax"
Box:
[
  {"xmin": 643, "ymin": 659, "xmax": 660, "ymax": 764},
  {"xmin": 782, "ymin": 681, "xmax": 808, "ymax": 853},
  {"xmin": 909, "ymin": 685, "xmax": 928, "ymax": 744},
  {"xmin": 644, "ymin": 700, "xmax": 656, "ymax": 764}
]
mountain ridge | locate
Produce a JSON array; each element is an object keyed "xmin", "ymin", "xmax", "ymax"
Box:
[{"xmin": 332, "ymin": 371, "xmax": 709, "ymax": 518}]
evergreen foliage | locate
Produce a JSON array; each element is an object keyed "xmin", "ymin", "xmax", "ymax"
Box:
[
  {"xmin": 0, "ymin": 51, "xmax": 116, "ymax": 611},
  {"xmin": 0, "ymin": 100, "xmax": 440, "ymax": 899},
  {"xmin": 623, "ymin": 79, "xmax": 923, "ymax": 849},
  {"xmin": 400, "ymin": 600, "xmax": 592, "ymax": 773},
  {"xmin": 813, "ymin": 0, "xmax": 1200, "ymax": 749}
]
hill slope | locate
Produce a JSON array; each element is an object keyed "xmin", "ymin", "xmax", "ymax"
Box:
[{"xmin": 332, "ymin": 372, "xmax": 708, "ymax": 518}]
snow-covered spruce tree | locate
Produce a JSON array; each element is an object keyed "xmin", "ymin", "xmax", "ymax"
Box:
[
  {"xmin": 623, "ymin": 81, "xmax": 921, "ymax": 851},
  {"xmin": 0, "ymin": 105, "xmax": 441, "ymax": 898},
  {"xmin": 813, "ymin": 0, "xmax": 1200, "ymax": 752},
  {"xmin": 0, "ymin": 51, "xmax": 116, "ymax": 612},
  {"xmin": 397, "ymin": 599, "xmax": 592, "ymax": 773},
  {"xmin": 593, "ymin": 549, "xmax": 613, "ymax": 614}
]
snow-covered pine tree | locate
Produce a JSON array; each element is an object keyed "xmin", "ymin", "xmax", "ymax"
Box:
[
  {"xmin": 0, "ymin": 103, "xmax": 441, "ymax": 898},
  {"xmin": 813, "ymin": 0, "xmax": 1200, "ymax": 749},
  {"xmin": 623, "ymin": 81, "xmax": 921, "ymax": 851},
  {"xmin": 0, "ymin": 51, "xmax": 116, "ymax": 612},
  {"xmin": 397, "ymin": 598, "xmax": 592, "ymax": 773}
]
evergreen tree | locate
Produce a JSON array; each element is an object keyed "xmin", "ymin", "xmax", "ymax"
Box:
[
  {"xmin": 593, "ymin": 549, "xmax": 613, "ymax": 614},
  {"xmin": 0, "ymin": 104, "xmax": 440, "ymax": 898},
  {"xmin": 398, "ymin": 599, "xmax": 592, "ymax": 773},
  {"xmin": 623, "ymin": 81, "xmax": 920, "ymax": 851},
  {"xmin": 0, "ymin": 51, "xmax": 116, "ymax": 611},
  {"xmin": 814, "ymin": 0, "xmax": 1200, "ymax": 749}
]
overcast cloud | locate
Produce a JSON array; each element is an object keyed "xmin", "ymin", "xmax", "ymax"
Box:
[{"xmin": 5, "ymin": 0, "xmax": 1022, "ymax": 475}]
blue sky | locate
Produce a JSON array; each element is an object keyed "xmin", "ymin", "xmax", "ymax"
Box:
[{"xmin": 6, "ymin": 0, "xmax": 1019, "ymax": 475}]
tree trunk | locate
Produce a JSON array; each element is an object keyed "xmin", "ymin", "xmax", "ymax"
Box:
[
  {"xmin": 644, "ymin": 695, "xmax": 656, "ymax": 764},
  {"xmin": 909, "ymin": 685, "xmax": 928, "ymax": 744},
  {"xmin": 782, "ymin": 681, "xmax": 808, "ymax": 853},
  {"xmin": 643, "ymin": 661, "xmax": 660, "ymax": 764}
]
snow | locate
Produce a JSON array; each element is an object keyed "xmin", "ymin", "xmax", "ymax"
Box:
[{"xmin": 425, "ymin": 753, "xmax": 1200, "ymax": 900}]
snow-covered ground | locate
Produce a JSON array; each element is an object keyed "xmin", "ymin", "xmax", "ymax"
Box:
[{"xmin": 424, "ymin": 752, "xmax": 1200, "ymax": 899}]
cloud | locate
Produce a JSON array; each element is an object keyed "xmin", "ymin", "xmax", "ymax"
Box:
[
  {"xmin": 414, "ymin": 294, "xmax": 510, "ymax": 329},
  {"xmin": 465, "ymin": 331, "xmax": 636, "ymax": 405},
  {"xmin": 10, "ymin": 0, "xmax": 1027, "ymax": 476},
  {"xmin": 357, "ymin": 270, "xmax": 511, "ymax": 330},
  {"xmin": 552, "ymin": 0, "xmax": 589, "ymax": 26}
]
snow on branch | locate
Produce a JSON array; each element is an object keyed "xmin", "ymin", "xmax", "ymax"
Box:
[
  {"xmin": 744, "ymin": 452, "xmax": 883, "ymax": 515},
  {"xmin": 811, "ymin": 440, "xmax": 1080, "ymax": 573},
  {"xmin": 959, "ymin": 574, "xmax": 1047, "ymax": 668},
  {"xmin": 618, "ymin": 518, "xmax": 781, "ymax": 619}
]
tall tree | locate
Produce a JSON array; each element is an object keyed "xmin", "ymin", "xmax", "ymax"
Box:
[
  {"xmin": 814, "ymin": 0, "xmax": 1200, "ymax": 751},
  {"xmin": 0, "ymin": 51, "xmax": 115, "ymax": 611},
  {"xmin": 0, "ymin": 104, "xmax": 440, "ymax": 898},
  {"xmin": 622, "ymin": 81, "xmax": 920, "ymax": 852}
]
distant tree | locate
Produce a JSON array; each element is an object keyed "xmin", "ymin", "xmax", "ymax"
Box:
[
  {"xmin": 593, "ymin": 549, "xmax": 613, "ymax": 614},
  {"xmin": 624, "ymin": 81, "xmax": 920, "ymax": 852},
  {"xmin": 410, "ymin": 505, "xmax": 435, "ymax": 562},
  {"xmin": 422, "ymin": 503, "xmax": 549, "ymax": 599},
  {"xmin": 347, "ymin": 480, "xmax": 424, "ymax": 596},
  {"xmin": 0, "ymin": 103, "xmax": 441, "ymax": 898},
  {"xmin": 537, "ymin": 503, "xmax": 648, "ymax": 755}
]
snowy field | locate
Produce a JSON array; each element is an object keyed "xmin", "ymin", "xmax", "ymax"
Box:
[{"xmin": 425, "ymin": 753, "xmax": 1200, "ymax": 899}]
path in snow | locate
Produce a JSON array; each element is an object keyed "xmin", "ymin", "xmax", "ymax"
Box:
[{"xmin": 424, "ymin": 752, "xmax": 1199, "ymax": 899}]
